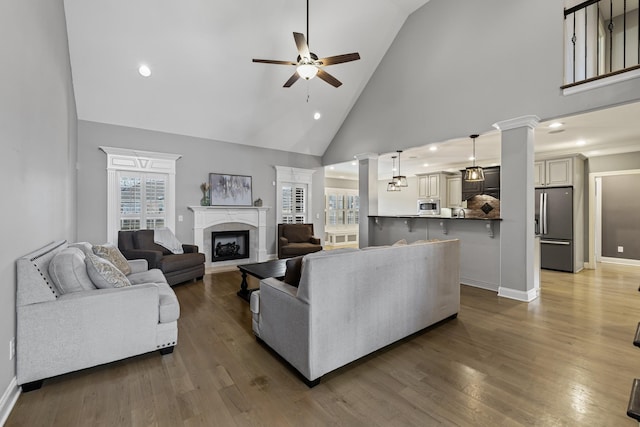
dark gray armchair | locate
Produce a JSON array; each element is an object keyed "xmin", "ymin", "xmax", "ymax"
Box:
[
  {"xmin": 118, "ymin": 230, "xmax": 205, "ymax": 286},
  {"xmin": 277, "ymin": 223, "xmax": 322, "ymax": 259}
]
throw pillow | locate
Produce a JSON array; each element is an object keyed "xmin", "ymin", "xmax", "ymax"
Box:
[
  {"xmin": 392, "ymin": 239, "xmax": 408, "ymax": 246},
  {"xmin": 283, "ymin": 256, "xmax": 304, "ymax": 287},
  {"xmin": 85, "ymin": 253, "xmax": 132, "ymax": 289},
  {"xmin": 92, "ymin": 243, "xmax": 132, "ymax": 275},
  {"xmin": 49, "ymin": 248, "xmax": 96, "ymax": 294}
]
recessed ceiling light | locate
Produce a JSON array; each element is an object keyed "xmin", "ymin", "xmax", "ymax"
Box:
[
  {"xmin": 351, "ymin": 162, "xmax": 356, "ymax": 166},
  {"xmin": 423, "ymin": 163, "xmax": 429, "ymax": 167},
  {"xmin": 329, "ymin": 166, "xmax": 335, "ymax": 170},
  {"xmin": 576, "ymin": 140, "xmax": 586, "ymax": 146},
  {"xmin": 548, "ymin": 122, "xmax": 563, "ymax": 129},
  {"xmin": 313, "ymin": 112, "xmax": 321, "ymax": 120},
  {"xmin": 138, "ymin": 64, "xmax": 151, "ymax": 77},
  {"xmin": 429, "ymin": 146, "xmax": 438, "ymax": 152},
  {"xmin": 468, "ymin": 156, "xmax": 475, "ymax": 161}
]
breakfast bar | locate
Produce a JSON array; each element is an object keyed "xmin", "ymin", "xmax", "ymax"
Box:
[{"xmin": 368, "ymin": 215, "xmax": 502, "ymax": 292}]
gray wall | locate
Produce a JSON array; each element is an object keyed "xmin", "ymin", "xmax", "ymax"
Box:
[
  {"xmin": 0, "ymin": 0, "xmax": 77, "ymax": 404},
  {"xmin": 77, "ymin": 121, "xmax": 324, "ymax": 255},
  {"xmin": 601, "ymin": 175, "xmax": 640, "ymax": 260},
  {"xmin": 323, "ymin": 0, "xmax": 640, "ymax": 165}
]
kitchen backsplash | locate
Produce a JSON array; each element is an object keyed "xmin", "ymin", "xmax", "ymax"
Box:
[{"xmin": 463, "ymin": 195, "xmax": 501, "ymax": 219}]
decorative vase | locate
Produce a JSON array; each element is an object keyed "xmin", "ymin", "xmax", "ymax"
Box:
[{"xmin": 200, "ymin": 193, "xmax": 210, "ymax": 206}]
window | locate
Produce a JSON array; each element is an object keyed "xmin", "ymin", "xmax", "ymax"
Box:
[
  {"xmin": 275, "ymin": 166, "xmax": 315, "ymax": 226},
  {"xmin": 118, "ymin": 172, "xmax": 167, "ymax": 231},
  {"xmin": 100, "ymin": 146, "xmax": 181, "ymax": 243},
  {"xmin": 281, "ymin": 184, "xmax": 307, "ymax": 223}
]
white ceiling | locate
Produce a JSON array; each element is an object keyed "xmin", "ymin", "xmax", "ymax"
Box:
[
  {"xmin": 63, "ymin": 0, "xmax": 430, "ymax": 156},
  {"xmin": 326, "ymin": 101, "xmax": 640, "ymax": 180}
]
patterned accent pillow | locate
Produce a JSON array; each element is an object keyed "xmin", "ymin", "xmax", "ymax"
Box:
[
  {"xmin": 92, "ymin": 244, "xmax": 131, "ymax": 276},
  {"xmin": 85, "ymin": 253, "xmax": 132, "ymax": 289}
]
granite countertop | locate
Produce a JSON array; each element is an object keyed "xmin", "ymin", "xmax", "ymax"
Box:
[{"xmin": 369, "ymin": 215, "xmax": 502, "ymax": 221}]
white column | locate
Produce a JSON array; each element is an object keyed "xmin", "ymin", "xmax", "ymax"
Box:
[
  {"xmin": 355, "ymin": 153, "xmax": 378, "ymax": 248},
  {"xmin": 493, "ymin": 115, "xmax": 540, "ymax": 302}
]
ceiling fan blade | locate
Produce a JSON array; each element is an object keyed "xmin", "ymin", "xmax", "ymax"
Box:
[
  {"xmin": 316, "ymin": 69, "xmax": 342, "ymax": 88},
  {"xmin": 293, "ymin": 32, "xmax": 311, "ymax": 60},
  {"xmin": 253, "ymin": 59, "xmax": 297, "ymax": 66},
  {"xmin": 283, "ymin": 72, "xmax": 300, "ymax": 88},
  {"xmin": 317, "ymin": 52, "xmax": 361, "ymax": 66}
]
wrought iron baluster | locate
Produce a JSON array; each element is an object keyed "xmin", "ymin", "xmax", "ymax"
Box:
[
  {"xmin": 585, "ymin": 6, "xmax": 588, "ymax": 78},
  {"xmin": 624, "ymin": 0, "xmax": 627, "ymax": 69},
  {"xmin": 573, "ymin": 13, "xmax": 577, "ymax": 82},
  {"xmin": 596, "ymin": 1, "xmax": 600, "ymax": 76},
  {"xmin": 609, "ymin": 0, "xmax": 614, "ymax": 72}
]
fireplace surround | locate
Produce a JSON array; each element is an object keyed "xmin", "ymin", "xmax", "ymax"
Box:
[{"xmin": 189, "ymin": 206, "xmax": 269, "ymax": 270}]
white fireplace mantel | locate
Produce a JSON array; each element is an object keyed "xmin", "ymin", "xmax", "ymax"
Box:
[{"xmin": 188, "ymin": 206, "xmax": 270, "ymax": 269}]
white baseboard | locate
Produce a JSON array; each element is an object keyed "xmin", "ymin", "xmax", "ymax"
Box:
[
  {"xmin": 600, "ymin": 256, "xmax": 640, "ymax": 267},
  {"xmin": 0, "ymin": 377, "xmax": 20, "ymax": 426},
  {"xmin": 460, "ymin": 278, "xmax": 499, "ymax": 292},
  {"xmin": 498, "ymin": 286, "xmax": 539, "ymax": 302}
]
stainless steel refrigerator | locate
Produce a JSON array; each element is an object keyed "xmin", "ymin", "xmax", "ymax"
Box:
[{"xmin": 535, "ymin": 186, "xmax": 574, "ymax": 272}]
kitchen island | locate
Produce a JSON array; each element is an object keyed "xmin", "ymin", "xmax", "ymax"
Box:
[{"xmin": 369, "ymin": 215, "xmax": 502, "ymax": 292}]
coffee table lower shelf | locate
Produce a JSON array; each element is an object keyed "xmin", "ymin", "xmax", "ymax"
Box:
[{"xmin": 237, "ymin": 259, "xmax": 287, "ymax": 302}]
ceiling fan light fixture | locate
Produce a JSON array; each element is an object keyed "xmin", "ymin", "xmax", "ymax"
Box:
[{"xmin": 297, "ymin": 63, "xmax": 318, "ymax": 80}]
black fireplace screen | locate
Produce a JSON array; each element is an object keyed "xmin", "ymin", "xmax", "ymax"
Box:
[{"xmin": 211, "ymin": 230, "xmax": 249, "ymax": 262}]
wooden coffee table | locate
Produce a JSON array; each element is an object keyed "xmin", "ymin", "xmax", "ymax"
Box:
[{"xmin": 237, "ymin": 259, "xmax": 287, "ymax": 301}]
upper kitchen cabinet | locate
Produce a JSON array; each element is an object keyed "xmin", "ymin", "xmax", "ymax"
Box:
[
  {"xmin": 535, "ymin": 156, "xmax": 584, "ymax": 187},
  {"xmin": 446, "ymin": 175, "xmax": 462, "ymax": 208},
  {"xmin": 417, "ymin": 172, "xmax": 453, "ymax": 199}
]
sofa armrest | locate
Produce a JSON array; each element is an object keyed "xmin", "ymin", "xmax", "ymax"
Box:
[
  {"xmin": 279, "ymin": 237, "xmax": 289, "ymax": 246},
  {"xmin": 309, "ymin": 237, "xmax": 321, "ymax": 245},
  {"xmin": 127, "ymin": 258, "xmax": 148, "ymax": 274},
  {"xmin": 120, "ymin": 248, "xmax": 163, "ymax": 269},
  {"xmin": 254, "ymin": 277, "xmax": 312, "ymax": 379},
  {"xmin": 17, "ymin": 284, "xmax": 160, "ymax": 384},
  {"xmin": 182, "ymin": 244, "xmax": 198, "ymax": 253}
]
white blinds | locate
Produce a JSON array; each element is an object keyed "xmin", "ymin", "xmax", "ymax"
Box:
[
  {"xmin": 118, "ymin": 172, "xmax": 167, "ymax": 230},
  {"xmin": 281, "ymin": 183, "xmax": 307, "ymax": 224}
]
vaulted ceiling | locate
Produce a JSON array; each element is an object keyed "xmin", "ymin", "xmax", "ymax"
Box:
[{"xmin": 63, "ymin": 0, "xmax": 430, "ymax": 156}]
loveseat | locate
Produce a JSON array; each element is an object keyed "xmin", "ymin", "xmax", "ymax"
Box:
[
  {"xmin": 118, "ymin": 229, "xmax": 205, "ymax": 286},
  {"xmin": 250, "ymin": 239, "xmax": 460, "ymax": 386},
  {"xmin": 16, "ymin": 240, "xmax": 179, "ymax": 391}
]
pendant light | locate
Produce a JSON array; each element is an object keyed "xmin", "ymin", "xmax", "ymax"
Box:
[
  {"xmin": 392, "ymin": 150, "xmax": 408, "ymax": 187},
  {"xmin": 387, "ymin": 156, "xmax": 401, "ymax": 192},
  {"xmin": 464, "ymin": 134, "xmax": 485, "ymax": 182}
]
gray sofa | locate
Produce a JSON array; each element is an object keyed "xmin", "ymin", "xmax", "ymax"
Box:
[
  {"xmin": 250, "ymin": 239, "xmax": 460, "ymax": 386},
  {"xmin": 16, "ymin": 240, "xmax": 179, "ymax": 391}
]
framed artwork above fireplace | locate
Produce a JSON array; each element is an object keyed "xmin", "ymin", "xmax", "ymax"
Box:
[{"xmin": 209, "ymin": 173, "xmax": 252, "ymax": 206}]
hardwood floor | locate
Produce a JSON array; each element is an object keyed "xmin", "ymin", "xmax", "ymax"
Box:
[{"xmin": 7, "ymin": 263, "xmax": 640, "ymax": 426}]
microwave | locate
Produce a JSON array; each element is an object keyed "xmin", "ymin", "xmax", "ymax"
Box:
[{"xmin": 417, "ymin": 198, "xmax": 440, "ymax": 215}]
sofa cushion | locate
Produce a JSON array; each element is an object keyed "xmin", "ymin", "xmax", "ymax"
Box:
[
  {"xmin": 93, "ymin": 243, "xmax": 132, "ymax": 275},
  {"xmin": 283, "ymin": 226, "xmax": 312, "ymax": 243},
  {"xmin": 157, "ymin": 253, "xmax": 206, "ymax": 274},
  {"xmin": 127, "ymin": 268, "xmax": 168, "ymax": 286},
  {"xmin": 85, "ymin": 253, "xmax": 132, "ymax": 289},
  {"xmin": 280, "ymin": 243, "xmax": 322, "ymax": 258},
  {"xmin": 134, "ymin": 230, "xmax": 171, "ymax": 255},
  {"xmin": 283, "ymin": 256, "xmax": 304, "ymax": 287},
  {"xmin": 48, "ymin": 248, "xmax": 96, "ymax": 294},
  {"xmin": 156, "ymin": 283, "xmax": 180, "ymax": 323}
]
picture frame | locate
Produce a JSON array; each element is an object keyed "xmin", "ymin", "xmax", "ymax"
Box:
[{"xmin": 209, "ymin": 173, "xmax": 253, "ymax": 206}]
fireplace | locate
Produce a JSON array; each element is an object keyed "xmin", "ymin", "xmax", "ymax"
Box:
[{"xmin": 211, "ymin": 230, "xmax": 249, "ymax": 262}]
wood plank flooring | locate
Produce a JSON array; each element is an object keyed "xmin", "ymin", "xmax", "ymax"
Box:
[{"xmin": 7, "ymin": 263, "xmax": 640, "ymax": 426}]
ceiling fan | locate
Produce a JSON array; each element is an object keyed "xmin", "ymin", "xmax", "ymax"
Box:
[{"xmin": 252, "ymin": 0, "xmax": 360, "ymax": 88}]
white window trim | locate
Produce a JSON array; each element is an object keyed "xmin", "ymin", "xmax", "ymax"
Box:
[
  {"xmin": 100, "ymin": 146, "xmax": 182, "ymax": 244},
  {"xmin": 275, "ymin": 166, "xmax": 315, "ymax": 223}
]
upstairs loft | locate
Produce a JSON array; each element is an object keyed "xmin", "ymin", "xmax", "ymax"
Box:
[{"xmin": 564, "ymin": 0, "xmax": 640, "ymax": 94}]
